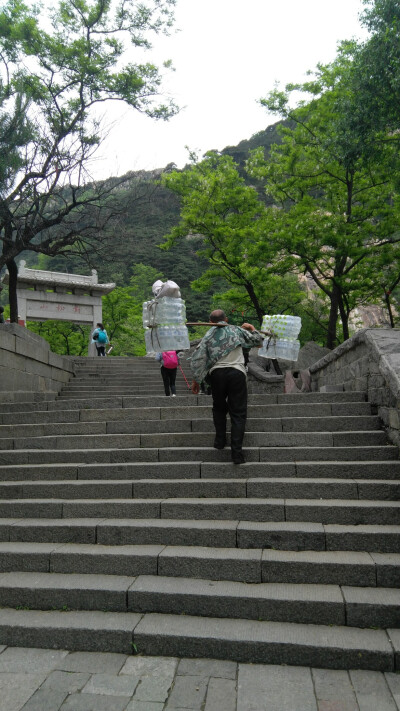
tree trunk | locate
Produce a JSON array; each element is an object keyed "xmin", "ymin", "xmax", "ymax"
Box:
[
  {"xmin": 7, "ymin": 259, "xmax": 18, "ymax": 323},
  {"xmin": 384, "ymin": 290, "xmax": 395, "ymax": 328},
  {"xmin": 326, "ymin": 286, "xmax": 340, "ymax": 349},
  {"xmin": 338, "ymin": 295, "xmax": 350, "ymax": 341},
  {"xmin": 244, "ymin": 281, "xmax": 264, "ymax": 326}
]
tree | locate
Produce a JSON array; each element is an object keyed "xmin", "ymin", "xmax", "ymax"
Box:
[
  {"xmin": 0, "ymin": 0, "xmax": 177, "ymax": 320},
  {"xmin": 342, "ymin": 0, "xmax": 400, "ymax": 153},
  {"xmin": 247, "ymin": 53, "xmax": 400, "ymax": 348},
  {"xmin": 162, "ymin": 151, "xmax": 277, "ymax": 325}
]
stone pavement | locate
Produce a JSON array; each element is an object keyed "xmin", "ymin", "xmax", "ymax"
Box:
[{"xmin": 0, "ymin": 646, "xmax": 399, "ymax": 711}]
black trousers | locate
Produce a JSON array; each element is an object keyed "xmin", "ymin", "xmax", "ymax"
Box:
[
  {"xmin": 209, "ymin": 367, "xmax": 247, "ymax": 456},
  {"xmin": 161, "ymin": 366, "xmax": 177, "ymax": 395},
  {"xmin": 96, "ymin": 345, "xmax": 106, "ymax": 356}
]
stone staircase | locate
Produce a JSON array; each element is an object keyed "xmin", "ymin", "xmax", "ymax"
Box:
[{"xmin": 0, "ymin": 355, "xmax": 399, "ymax": 671}]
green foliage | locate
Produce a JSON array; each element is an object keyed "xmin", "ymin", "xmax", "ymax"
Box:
[
  {"xmin": 247, "ymin": 49, "xmax": 400, "ymax": 347},
  {"xmin": 0, "ymin": 0, "xmax": 178, "ymax": 295},
  {"xmin": 162, "ymin": 151, "xmax": 278, "ymax": 324}
]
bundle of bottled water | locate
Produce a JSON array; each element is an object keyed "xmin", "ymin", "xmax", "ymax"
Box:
[
  {"xmin": 261, "ymin": 314, "xmax": 301, "ymax": 338},
  {"xmin": 258, "ymin": 314, "xmax": 301, "ymax": 362},
  {"xmin": 143, "ymin": 283, "xmax": 190, "ymax": 355}
]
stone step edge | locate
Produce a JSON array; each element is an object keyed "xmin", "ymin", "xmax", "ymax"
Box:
[
  {"xmin": 0, "ymin": 541, "xmax": 399, "ymax": 586},
  {"xmin": 0, "ymin": 477, "xmax": 399, "ymax": 501},
  {"xmin": 0, "ymin": 571, "xmax": 399, "ymax": 628},
  {"xmin": 2, "ymin": 518, "xmax": 400, "ymax": 552},
  {"xmin": 0, "ymin": 608, "xmax": 396, "ymax": 670}
]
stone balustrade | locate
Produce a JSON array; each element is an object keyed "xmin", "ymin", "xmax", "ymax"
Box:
[
  {"xmin": 310, "ymin": 328, "xmax": 400, "ymax": 447},
  {"xmin": 0, "ymin": 323, "xmax": 75, "ymax": 403}
]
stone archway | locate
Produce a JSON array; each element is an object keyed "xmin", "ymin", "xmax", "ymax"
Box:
[{"xmin": 2, "ymin": 261, "xmax": 115, "ymax": 355}]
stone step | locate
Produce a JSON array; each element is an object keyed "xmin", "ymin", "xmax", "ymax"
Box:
[
  {"xmin": 127, "ymin": 574, "xmax": 400, "ymax": 629},
  {"xmin": 0, "ymin": 607, "xmax": 396, "ymax": 669},
  {"xmin": 0, "ymin": 477, "xmax": 398, "ymax": 501},
  {"xmin": 0, "ymin": 392, "xmax": 369, "ymax": 415},
  {"xmin": 133, "ymin": 612, "xmax": 397, "ymax": 670},
  {"xmin": 0, "ymin": 416, "xmax": 381, "ymax": 439},
  {"xmin": 0, "ymin": 542, "xmax": 398, "ymax": 587},
  {"xmin": 0, "ymin": 445, "xmax": 397, "ymax": 466},
  {"xmin": 0, "ymin": 430, "xmax": 388, "ymax": 451},
  {"xmin": 0, "ymin": 497, "xmax": 399, "ymax": 523},
  {"xmin": 0, "ymin": 401, "xmax": 375, "ymax": 425},
  {"xmin": 0, "ymin": 570, "xmax": 398, "ymax": 630},
  {"xmin": 2, "ymin": 517, "xmax": 400, "ymax": 552},
  {"xmin": 1, "ymin": 460, "xmax": 399, "ymax": 482}
]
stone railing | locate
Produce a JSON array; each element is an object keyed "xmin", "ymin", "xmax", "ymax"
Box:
[
  {"xmin": 309, "ymin": 328, "xmax": 400, "ymax": 448},
  {"xmin": 0, "ymin": 323, "xmax": 75, "ymax": 403}
]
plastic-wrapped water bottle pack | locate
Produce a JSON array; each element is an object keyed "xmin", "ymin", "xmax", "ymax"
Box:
[
  {"xmin": 143, "ymin": 281, "xmax": 190, "ymax": 354},
  {"xmin": 258, "ymin": 314, "xmax": 301, "ymax": 362}
]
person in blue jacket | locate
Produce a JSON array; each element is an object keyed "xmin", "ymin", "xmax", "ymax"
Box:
[{"xmin": 91, "ymin": 322, "xmax": 110, "ymax": 356}]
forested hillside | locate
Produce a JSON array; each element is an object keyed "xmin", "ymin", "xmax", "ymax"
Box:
[{"xmin": 23, "ymin": 122, "xmax": 283, "ymax": 322}]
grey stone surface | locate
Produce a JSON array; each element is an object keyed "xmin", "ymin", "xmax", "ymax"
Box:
[
  {"xmin": 82, "ymin": 673, "xmax": 140, "ymax": 696},
  {"xmin": 18, "ymin": 687, "xmax": 68, "ymax": 710},
  {"xmin": 41, "ymin": 670, "xmax": 91, "ymax": 693},
  {"xmin": 350, "ymin": 669, "xmax": 398, "ymax": 711},
  {"xmin": 371, "ymin": 553, "xmax": 400, "ymax": 587},
  {"xmin": 385, "ymin": 673, "xmax": 400, "ymax": 708},
  {"xmin": 57, "ymin": 651, "xmax": 128, "ymax": 674},
  {"xmin": 165, "ymin": 674, "xmax": 208, "ymax": 709},
  {"xmin": 60, "ymin": 693, "xmax": 128, "ymax": 710},
  {"xmin": 204, "ymin": 677, "xmax": 237, "ymax": 711},
  {"xmin": 158, "ymin": 546, "xmax": 262, "ymax": 583},
  {"xmin": 311, "ymin": 668, "xmax": 359, "ymax": 711},
  {"xmin": 97, "ymin": 518, "xmax": 238, "ymax": 548},
  {"xmin": 176, "ymin": 657, "xmax": 236, "ymax": 679},
  {"xmin": 134, "ymin": 613, "xmax": 394, "ymax": 670},
  {"xmin": 50, "ymin": 543, "xmax": 163, "ymax": 576},
  {"xmin": 0, "ymin": 646, "xmax": 68, "ymax": 672},
  {"xmin": 325, "ymin": 524, "xmax": 400, "ymax": 553},
  {"xmin": 261, "ymin": 549, "xmax": 376, "ymax": 586},
  {"xmin": 0, "ymin": 571, "xmax": 135, "ymax": 611},
  {"xmin": 125, "ymin": 702, "xmax": 163, "ymax": 711},
  {"xmin": 237, "ymin": 521, "xmax": 325, "ymax": 551},
  {"xmin": 0, "ymin": 609, "xmax": 140, "ymax": 654},
  {"xmin": 343, "ymin": 586, "xmax": 400, "ymax": 628},
  {"xmin": 160, "ymin": 497, "xmax": 285, "ymax": 522},
  {"xmin": 0, "ymin": 672, "xmax": 50, "ymax": 711},
  {"xmin": 128, "ymin": 575, "xmax": 345, "ymax": 625},
  {"xmin": 236, "ymin": 663, "xmax": 317, "ymax": 711}
]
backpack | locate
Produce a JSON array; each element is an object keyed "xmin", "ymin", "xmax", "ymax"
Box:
[
  {"xmin": 97, "ymin": 330, "xmax": 107, "ymax": 344},
  {"xmin": 162, "ymin": 351, "xmax": 178, "ymax": 369}
]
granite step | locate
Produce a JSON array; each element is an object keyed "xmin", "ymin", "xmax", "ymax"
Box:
[
  {"xmin": 0, "ymin": 497, "xmax": 399, "ymax": 524},
  {"xmin": 0, "ymin": 401, "xmax": 375, "ymax": 425},
  {"xmin": 0, "ymin": 445, "xmax": 397, "ymax": 465},
  {"xmin": 0, "ymin": 430, "xmax": 388, "ymax": 451},
  {"xmin": 2, "ymin": 542, "xmax": 398, "ymax": 587},
  {"xmin": 0, "ymin": 607, "xmax": 396, "ymax": 669},
  {"xmin": 127, "ymin": 574, "xmax": 400, "ymax": 628},
  {"xmin": 0, "ymin": 477, "xmax": 398, "ymax": 501},
  {"xmin": 1, "ymin": 460, "xmax": 399, "ymax": 481},
  {"xmin": 0, "ymin": 415, "xmax": 381, "ymax": 439},
  {"xmin": 0, "ymin": 570, "xmax": 399, "ymax": 630},
  {"xmin": 2, "ymin": 517, "xmax": 400, "ymax": 552}
]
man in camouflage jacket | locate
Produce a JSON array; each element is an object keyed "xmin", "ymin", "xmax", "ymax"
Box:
[{"xmin": 190, "ymin": 309, "xmax": 263, "ymax": 464}]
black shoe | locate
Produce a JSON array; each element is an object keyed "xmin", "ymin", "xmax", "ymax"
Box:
[
  {"xmin": 213, "ymin": 438, "xmax": 226, "ymax": 450},
  {"xmin": 232, "ymin": 452, "xmax": 245, "ymax": 465}
]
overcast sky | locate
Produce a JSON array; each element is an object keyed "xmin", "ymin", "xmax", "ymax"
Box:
[{"xmin": 91, "ymin": 0, "xmax": 368, "ymax": 180}]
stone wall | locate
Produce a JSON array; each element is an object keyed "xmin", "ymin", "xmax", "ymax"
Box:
[
  {"xmin": 309, "ymin": 328, "xmax": 400, "ymax": 447},
  {"xmin": 0, "ymin": 323, "xmax": 75, "ymax": 403}
]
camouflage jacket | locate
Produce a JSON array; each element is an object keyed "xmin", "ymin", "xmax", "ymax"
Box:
[{"xmin": 189, "ymin": 323, "xmax": 263, "ymax": 383}]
